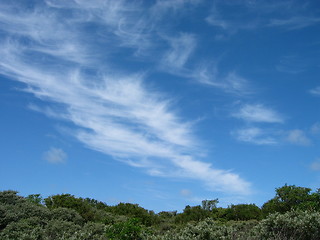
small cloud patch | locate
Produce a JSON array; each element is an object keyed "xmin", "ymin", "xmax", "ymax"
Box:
[
  {"xmin": 233, "ymin": 104, "xmax": 284, "ymax": 123},
  {"xmin": 180, "ymin": 189, "xmax": 192, "ymax": 197},
  {"xmin": 43, "ymin": 147, "xmax": 67, "ymax": 164},
  {"xmin": 286, "ymin": 130, "xmax": 311, "ymax": 146},
  {"xmin": 310, "ymin": 159, "xmax": 320, "ymax": 171}
]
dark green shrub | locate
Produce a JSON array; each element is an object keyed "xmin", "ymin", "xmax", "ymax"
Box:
[
  {"xmin": 106, "ymin": 218, "xmax": 143, "ymax": 240},
  {"xmin": 51, "ymin": 207, "xmax": 84, "ymax": 225},
  {"xmin": 44, "ymin": 219, "xmax": 81, "ymax": 239},
  {"xmin": 225, "ymin": 204, "xmax": 262, "ymax": 221}
]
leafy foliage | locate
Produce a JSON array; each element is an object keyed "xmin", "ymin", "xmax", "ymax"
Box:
[
  {"xmin": 262, "ymin": 184, "xmax": 320, "ymax": 215},
  {"xmin": 1, "ymin": 185, "xmax": 320, "ymax": 239},
  {"xmin": 253, "ymin": 210, "xmax": 320, "ymax": 240},
  {"xmin": 106, "ymin": 218, "xmax": 143, "ymax": 240},
  {"xmin": 225, "ymin": 204, "xmax": 262, "ymax": 221}
]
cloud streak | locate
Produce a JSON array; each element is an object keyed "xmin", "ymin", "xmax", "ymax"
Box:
[
  {"xmin": 268, "ymin": 16, "xmax": 320, "ymax": 30},
  {"xmin": 194, "ymin": 65, "xmax": 252, "ymax": 96},
  {"xmin": 232, "ymin": 127, "xmax": 277, "ymax": 145},
  {"xmin": 161, "ymin": 33, "xmax": 197, "ymax": 72},
  {"xmin": 233, "ymin": 104, "xmax": 284, "ymax": 123},
  {"xmin": 206, "ymin": 0, "xmax": 320, "ymax": 36},
  {"xmin": 0, "ymin": 0, "xmax": 251, "ymax": 195},
  {"xmin": 309, "ymin": 87, "xmax": 320, "ymax": 96}
]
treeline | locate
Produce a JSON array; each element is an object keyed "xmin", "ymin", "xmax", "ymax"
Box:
[{"xmin": 1, "ymin": 184, "xmax": 320, "ymax": 239}]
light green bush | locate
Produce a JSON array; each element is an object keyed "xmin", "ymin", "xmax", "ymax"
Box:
[
  {"xmin": 253, "ymin": 210, "xmax": 320, "ymax": 240},
  {"xmin": 0, "ymin": 217, "xmax": 45, "ymax": 240},
  {"xmin": 146, "ymin": 218, "xmax": 258, "ymax": 240}
]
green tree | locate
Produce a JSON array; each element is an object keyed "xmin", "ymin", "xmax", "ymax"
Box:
[
  {"xmin": 44, "ymin": 194, "xmax": 96, "ymax": 222},
  {"xmin": 107, "ymin": 202, "xmax": 159, "ymax": 226},
  {"xmin": 106, "ymin": 218, "xmax": 143, "ymax": 240},
  {"xmin": 225, "ymin": 204, "xmax": 262, "ymax": 221},
  {"xmin": 26, "ymin": 194, "xmax": 43, "ymax": 205},
  {"xmin": 175, "ymin": 205, "xmax": 210, "ymax": 224},
  {"xmin": 262, "ymin": 184, "xmax": 318, "ymax": 215},
  {"xmin": 201, "ymin": 199, "xmax": 219, "ymax": 211}
]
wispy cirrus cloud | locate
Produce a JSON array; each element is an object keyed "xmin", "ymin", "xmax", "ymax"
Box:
[
  {"xmin": 206, "ymin": 0, "xmax": 320, "ymax": 37},
  {"xmin": 309, "ymin": 87, "xmax": 320, "ymax": 96},
  {"xmin": 160, "ymin": 33, "xmax": 197, "ymax": 73},
  {"xmin": 233, "ymin": 104, "xmax": 284, "ymax": 123},
  {"xmin": 231, "ymin": 103, "xmax": 285, "ymax": 145},
  {"xmin": 206, "ymin": 8, "xmax": 257, "ymax": 36},
  {"xmin": 0, "ymin": 0, "xmax": 251, "ymax": 195},
  {"xmin": 194, "ymin": 65, "xmax": 252, "ymax": 96},
  {"xmin": 232, "ymin": 127, "xmax": 277, "ymax": 145},
  {"xmin": 233, "ymin": 127, "xmax": 315, "ymax": 146},
  {"xmin": 268, "ymin": 16, "xmax": 320, "ymax": 30}
]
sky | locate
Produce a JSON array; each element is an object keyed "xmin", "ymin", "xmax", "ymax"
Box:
[{"xmin": 1, "ymin": 0, "xmax": 320, "ymax": 213}]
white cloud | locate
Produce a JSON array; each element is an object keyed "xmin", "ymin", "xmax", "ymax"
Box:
[
  {"xmin": 0, "ymin": 0, "xmax": 251, "ymax": 196},
  {"xmin": 43, "ymin": 147, "xmax": 67, "ymax": 164},
  {"xmin": 286, "ymin": 129, "xmax": 311, "ymax": 146},
  {"xmin": 233, "ymin": 104, "xmax": 284, "ymax": 123},
  {"xmin": 206, "ymin": 11, "xmax": 257, "ymax": 36},
  {"xmin": 206, "ymin": 15, "xmax": 229, "ymax": 30},
  {"xmin": 234, "ymin": 127, "xmax": 313, "ymax": 146},
  {"xmin": 309, "ymin": 87, "xmax": 320, "ymax": 96},
  {"xmin": 194, "ymin": 66, "xmax": 252, "ymax": 96},
  {"xmin": 206, "ymin": 1, "xmax": 320, "ymax": 37},
  {"xmin": 232, "ymin": 127, "xmax": 277, "ymax": 145},
  {"xmin": 161, "ymin": 33, "xmax": 197, "ymax": 72},
  {"xmin": 172, "ymin": 156, "xmax": 251, "ymax": 194},
  {"xmin": 268, "ymin": 16, "xmax": 320, "ymax": 30}
]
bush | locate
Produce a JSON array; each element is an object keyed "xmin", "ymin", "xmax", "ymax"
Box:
[
  {"xmin": 0, "ymin": 217, "xmax": 45, "ymax": 240},
  {"xmin": 51, "ymin": 207, "xmax": 84, "ymax": 225},
  {"xmin": 106, "ymin": 218, "xmax": 143, "ymax": 240},
  {"xmin": 0, "ymin": 199, "xmax": 51, "ymax": 230},
  {"xmin": 147, "ymin": 218, "xmax": 258, "ymax": 240},
  {"xmin": 44, "ymin": 219, "xmax": 81, "ymax": 239},
  {"xmin": 225, "ymin": 204, "xmax": 262, "ymax": 221},
  {"xmin": 253, "ymin": 210, "xmax": 320, "ymax": 240},
  {"xmin": 73, "ymin": 222, "xmax": 107, "ymax": 240},
  {"xmin": 0, "ymin": 190, "xmax": 24, "ymax": 205}
]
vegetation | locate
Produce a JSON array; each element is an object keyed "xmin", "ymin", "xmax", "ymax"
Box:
[{"xmin": 1, "ymin": 184, "xmax": 320, "ymax": 239}]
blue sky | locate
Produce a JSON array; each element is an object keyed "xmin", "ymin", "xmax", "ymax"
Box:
[{"xmin": 1, "ymin": 0, "xmax": 320, "ymax": 212}]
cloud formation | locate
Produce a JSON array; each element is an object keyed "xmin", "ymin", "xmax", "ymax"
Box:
[
  {"xmin": 286, "ymin": 129, "xmax": 311, "ymax": 146},
  {"xmin": 232, "ymin": 127, "xmax": 277, "ymax": 145},
  {"xmin": 233, "ymin": 104, "xmax": 284, "ymax": 123},
  {"xmin": 206, "ymin": 0, "xmax": 320, "ymax": 36},
  {"xmin": 161, "ymin": 33, "xmax": 197, "ymax": 72},
  {"xmin": 268, "ymin": 16, "xmax": 320, "ymax": 30},
  {"xmin": 194, "ymin": 66, "xmax": 252, "ymax": 96},
  {"xmin": 309, "ymin": 87, "xmax": 320, "ymax": 96},
  {"xmin": 0, "ymin": 0, "xmax": 251, "ymax": 195}
]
